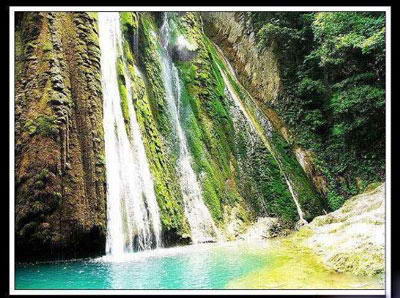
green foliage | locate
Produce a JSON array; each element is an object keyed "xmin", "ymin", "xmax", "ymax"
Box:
[
  {"xmin": 245, "ymin": 11, "xmax": 385, "ymax": 209},
  {"xmin": 329, "ymin": 85, "xmax": 385, "ymax": 143},
  {"xmin": 257, "ymin": 23, "xmax": 302, "ymax": 53},
  {"xmin": 311, "ymin": 12, "xmax": 385, "ymax": 70},
  {"xmin": 297, "ymin": 78, "xmax": 325, "ymax": 98},
  {"xmin": 327, "ymin": 191, "xmax": 345, "ymax": 211}
]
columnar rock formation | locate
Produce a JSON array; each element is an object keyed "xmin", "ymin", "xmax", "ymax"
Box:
[{"xmin": 15, "ymin": 12, "xmax": 107, "ymax": 260}]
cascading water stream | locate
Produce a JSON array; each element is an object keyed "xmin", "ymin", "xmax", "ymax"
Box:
[
  {"xmin": 98, "ymin": 12, "xmax": 161, "ymax": 258},
  {"xmin": 159, "ymin": 14, "xmax": 219, "ymax": 243},
  {"xmin": 214, "ymin": 45, "xmax": 306, "ymax": 223}
]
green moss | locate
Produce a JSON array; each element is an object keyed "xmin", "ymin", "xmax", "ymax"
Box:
[
  {"xmin": 123, "ymin": 41, "xmax": 135, "ymax": 64},
  {"xmin": 37, "ymin": 168, "xmax": 50, "ymax": 181},
  {"xmin": 364, "ymin": 182, "xmax": 383, "ymax": 193},
  {"xmin": 34, "ymin": 180, "xmax": 45, "ymax": 189},
  {"xmin": 329, "ymin": 251, "xmax": 384, "ymax": 276},
  {"xmin": 120, "ymin": 12, "xmax": 138, "ymax": 35},
  {"xmin": 115, "ymin": 56, "xmax": 133, "ymax": 137},
  {"xmin": 257, "ymin": 153, "xmax": 300, "ymax": 222},
  {"xmin": 176, "ymin": 61, "xmax": 236, "ymax": 223},
  {"xmin": 294, "ymin": 226, "xmax": 315, "ymax": 239},
  {"xmin": 138, "ymin": 13, "xmax": 174, "ymax": 141},
  {"xmin": 271, "ymin": 131, "xmax": 326, "ymax": 220},
  {"xmin": 115, "ymin": 12, "xmax": 190, "ymax": 237},
  {"xmin": 24, "ymin": 115, "xmax": 58, "ymax": 138},
  {"xmin": 119, "ymin": 13, "xmax": 138, "ymax": 64},
  {"xmin": 118, "ymin": 81, "xmax": 129, "ymax": 122},
  {"xmin": 42, "ymin": 40, "xmax": 53, "ymax": 52},
  {"xmin": 205, "ymin": 35, "xmax": 326, "ymax": 222},
  {"xmin": 171, "ymin": 15, "xmax": 310, "ymax": 225}
]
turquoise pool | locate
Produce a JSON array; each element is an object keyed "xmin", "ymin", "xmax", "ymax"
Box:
[{"xmin": 16, "ymin": 241, "xmax": 273, "ymax": 289}]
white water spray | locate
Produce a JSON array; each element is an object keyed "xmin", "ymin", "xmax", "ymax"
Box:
[
  {"xmin": 159, "ymin": 14, "xmax": 219, "ymax": 243},
  {"xmin": 98, "ymin": 12, "xmax": 161, "ymax": 258}
]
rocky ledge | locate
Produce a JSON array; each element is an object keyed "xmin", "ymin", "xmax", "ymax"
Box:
[{"xmin": 298, "ymin": 182, "xmax": 385, "ymax": 276}]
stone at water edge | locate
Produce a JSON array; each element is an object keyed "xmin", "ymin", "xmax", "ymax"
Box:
[
  {"xmin": 238, "ymin": 217, "xmax": 283, "ymax": 240},
  {"xmin": 295, "ymin": 218, "xmax": 308, "ymax": 231}
]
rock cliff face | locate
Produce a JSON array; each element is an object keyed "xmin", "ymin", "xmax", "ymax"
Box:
[
  {"xmin": 202, "ymin": 12, "xmax": 329, "ymax": 195},
  {"xmin": 201, "ymin": 12, "xmax": 281, "ymax": 104},
  {"xmin": 14, "ymin": 11, "xmax": 332, "ymax": 261},
  {"xmin": 15, "ymin": 12, "xmax": 106, "ymax": 260}
]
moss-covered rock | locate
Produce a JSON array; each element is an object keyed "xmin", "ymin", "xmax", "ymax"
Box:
[
  {"xmin": 15, "ymin": 12, "xmax": 106, "ymax": 261},
  {"xmin": 202, "ymin": 12, "xmax": 331, "ymax": 201},
  {"xmin": 119, "ymin": 12, "xmax": 190, "ymax": 242}
]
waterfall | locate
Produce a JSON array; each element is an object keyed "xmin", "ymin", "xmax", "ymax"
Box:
[
  {"xmin": 214, "ymin": 46, "xmax": 306, "ymax": 223},
  {"xmin": 98, "ymin": 12, "xmax": 161, "ymax": 258},
  {"xmin": 159, "ymin": 14, "xmax": 219, "ymax": 243}
]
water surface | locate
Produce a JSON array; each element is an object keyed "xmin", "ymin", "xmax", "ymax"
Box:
[
  {"xmin": 15, "ymin": 240, "xmax": 383, "ymax": 290},
  {"xmin": 16, "ymin": 241, "xmax": 272, "ymax": 289}
]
